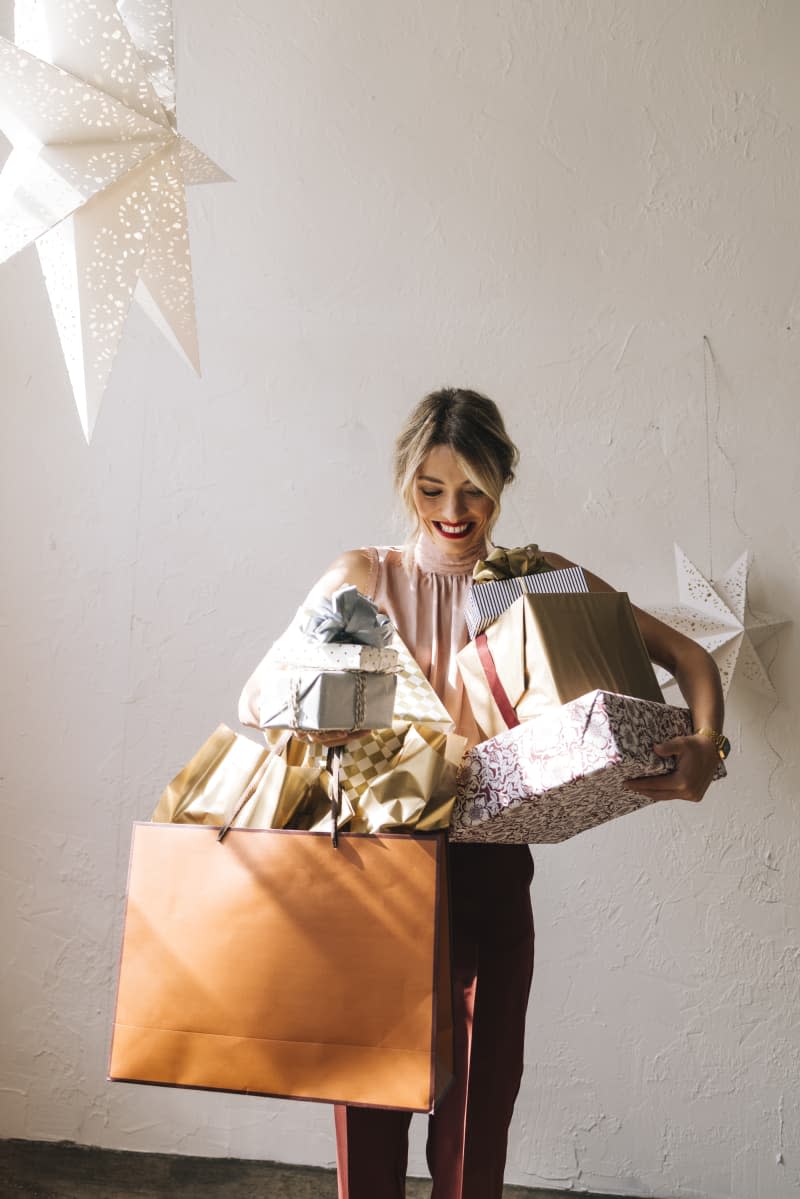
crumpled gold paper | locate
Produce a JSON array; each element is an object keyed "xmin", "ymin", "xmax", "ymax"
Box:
[
  {"xmin": 152, "ymin": 725, "xmax": 353, "ymax": 836},
  {"xmin": 343, "ymin": 724, "xmax": 465, "ymax": 834},
  {"xmin": 302, "ymin": 722, "xmax": 467, "ymax": 834},
  {"xmin": 153, "ymin": 722, "xmax": 466, "ymax": 836},
  {"xmin": 473, "ymin": 543, "xmax": 548, "ymax": 583}
]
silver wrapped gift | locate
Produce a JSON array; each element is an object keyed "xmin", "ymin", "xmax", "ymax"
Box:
[
  {"xmin": 255, "ymin": 586, "xmax": 398, "ymax": 732},
  {"xmin": 273, "ymin": 641, "xmax": 398, "ymax": 674},
  {"xmin": 257, "ymin": 665, "xmax": 397, "ymax": 732}
]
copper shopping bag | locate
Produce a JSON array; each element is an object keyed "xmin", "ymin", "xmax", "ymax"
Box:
[{"xmin": 108, "ymin": 825, "xmax": 453, "ymax": 1112}]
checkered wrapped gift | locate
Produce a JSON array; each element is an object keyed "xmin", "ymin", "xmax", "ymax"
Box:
[
  {"xmin": 298, "ymin": 633, "xmax": 465, "ymax": 832},
  {"xmin": 390, "ymin": 634, "xmax": 455, "ymax": 730},
  {"xmin": 306, "ymin": 721, "xmax": 466, "ymax": 833}
]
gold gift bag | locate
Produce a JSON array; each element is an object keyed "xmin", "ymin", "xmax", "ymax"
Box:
[
  {"xmin": 457, "ymin": 591, "xmax": 664, "ymax": 739},
  {"xmin": 108, "ymin": 824, "xmax": 453, "ymax": 1112},
  {"xmin": 151, "ymin": 724, "xmax": 352, "ymax": 834}
]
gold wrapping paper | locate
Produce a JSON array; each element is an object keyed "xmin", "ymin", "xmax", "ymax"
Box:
[
  {"xmin": 302, "ymin": 722, "xmax": 467, "ymax": 834},
  {"xmin": 472, "ymin": 542, "xmax": 548, "ymax": 582},
  {"xmin": 152, "ymin": 724, "xmax": 354, "ymax": 835},
  {"xmin": 346, "ymin": 723, "xmax": 466, "ymax": 834},
  {"xmin": 457, "ymin": 592, "xmax": 664, "ymax": 740},
  {"xmin": 154, "ymin": 722, "xmax": 466, "ymax": 836}
]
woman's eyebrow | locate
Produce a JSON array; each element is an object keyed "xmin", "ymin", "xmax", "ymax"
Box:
[{"xmin": 418, "ymin": 475, "xmax": 474, "ymax": 486}]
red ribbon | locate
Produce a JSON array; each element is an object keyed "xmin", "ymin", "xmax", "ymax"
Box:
[{"xmin": 474, "ymin": 633, "xmax": 520, "ymax": 730}]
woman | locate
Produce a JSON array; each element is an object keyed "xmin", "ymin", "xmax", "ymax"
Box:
[{"xmin": 249, "ymin": 388, "xmax": 725, "ymax": 1199}]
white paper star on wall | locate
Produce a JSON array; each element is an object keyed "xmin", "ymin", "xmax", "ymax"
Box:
[
  {"xmin": 0, "ymin": 0, "xmax": 230, "ymax": 441},
  {"xmin": 650, "ymin": 545, "xmax": 788, "ymax": 698}
]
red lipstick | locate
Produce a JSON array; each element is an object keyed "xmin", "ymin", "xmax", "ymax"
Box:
[{"xmin": 433, "ymin": 521, "xmax": 474, "ymax": 540}]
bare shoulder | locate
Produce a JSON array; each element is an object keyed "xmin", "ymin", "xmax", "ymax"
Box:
[
  {"xmin": 308, "ymin": 548, "xmax": 374, "ymax": 601},
  {"xmin": 538, "ymin": 549, "xmax": 575, "ymax": 571},
  {"xmin": 539, "ymin": 549, "xmax": 616, "ymax": 594}
]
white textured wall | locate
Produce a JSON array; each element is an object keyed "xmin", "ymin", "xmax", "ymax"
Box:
[{"xmin": 1, "ymin": 2, "xmax": 799, "ymax": 1196}]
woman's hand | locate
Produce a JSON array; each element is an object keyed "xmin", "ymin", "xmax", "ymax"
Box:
[
  {"xmin": 624, "ymin": 733, "xmax": 721, "ymax": 804},
  {"xmin": 540, "ymin": 550, "xmax": 726, "ymax": 809},
  {"xmin": 293, "ymin": 729, "xmax": 370, "ymax": 748}
]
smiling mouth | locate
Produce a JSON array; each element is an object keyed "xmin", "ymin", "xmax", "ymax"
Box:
[{"xmin": 433, "ymin": 520, "xmax": 474, "ymax": 540}]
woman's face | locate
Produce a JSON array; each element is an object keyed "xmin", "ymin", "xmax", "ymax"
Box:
[{"xmin": 413, "ymin": 444, "xmax": 495, "ymax": 557}]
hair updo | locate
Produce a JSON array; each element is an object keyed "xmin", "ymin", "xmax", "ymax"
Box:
[{"xmin": 393, "ymin": 387, "xmax": 520, "ymax": 548}]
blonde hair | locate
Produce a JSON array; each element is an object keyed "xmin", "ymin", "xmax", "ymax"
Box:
[{"xmin": 393, "ymin": 388, "xmax": 519, "ymax": 557}]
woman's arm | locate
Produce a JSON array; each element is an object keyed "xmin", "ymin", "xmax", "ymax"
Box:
[
  {"xmin": 302, "ymin": 549, "xmax": 374, "ymax": 609},
  {"xmin": 541, "ymin": 551, "xmax": 724, "ymax": 803}
]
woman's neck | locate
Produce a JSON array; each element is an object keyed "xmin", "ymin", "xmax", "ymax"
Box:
[{"xmin": 413, "ymin": 531, "xmax": 490, "ymax": 576}]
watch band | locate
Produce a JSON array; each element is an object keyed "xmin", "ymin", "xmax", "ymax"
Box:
[{"xmin": 695, "ymin": 727, "xmax": 731, "ymax": 759}]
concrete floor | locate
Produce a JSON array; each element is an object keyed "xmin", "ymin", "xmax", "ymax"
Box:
[{"xmin": 0, "ymin": 1140, "xmax": 625, "ymax": 1199}]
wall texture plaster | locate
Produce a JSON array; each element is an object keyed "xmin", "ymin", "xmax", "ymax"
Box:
[{"xmin": 1, "ymin": 2, "xmax": 799, "ymax": 1196}]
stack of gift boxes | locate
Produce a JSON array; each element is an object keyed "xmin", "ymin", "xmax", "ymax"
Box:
[
  {"xmin": 231, "ymin": 585, "xmax": 467, "ymax": 836},
  {"xmin": 256, "ymin": 586, "xmax": 400, "ymax": 733},
  {"xmin": 450, "ymin": 545, "xmax": 726, "ymax": 844}
]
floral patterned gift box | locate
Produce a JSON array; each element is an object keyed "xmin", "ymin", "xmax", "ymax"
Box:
[{"xmin": 449, "ymin": 690, "xmax": 726, "ymax": 845}]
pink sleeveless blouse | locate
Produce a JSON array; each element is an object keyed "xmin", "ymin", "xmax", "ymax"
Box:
[{"xmin": 364, "ymin": 536, "xmax": 485, "ymax": 748}]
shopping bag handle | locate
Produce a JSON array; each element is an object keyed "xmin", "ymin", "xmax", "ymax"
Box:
[
  {"xmin": 217, "ymin": 730, "xmax": 293, "ymax": 843},
  {"xmin": 326, "ymin": 744, "xmax": 343, "ymax": 850}
]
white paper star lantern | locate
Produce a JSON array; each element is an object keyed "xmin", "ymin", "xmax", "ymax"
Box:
[
  {"xmin": 0, "ymin": 0, "xmax": 230, "ymax": 441},
  {"xmin": 650, "ymin": 545, "xmax": 788, "ymax": 698}
]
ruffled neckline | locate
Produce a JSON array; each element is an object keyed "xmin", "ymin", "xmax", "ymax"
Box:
[{"xmin": 413, "ymin": 533, "xmax": 489, "ymax": 577}]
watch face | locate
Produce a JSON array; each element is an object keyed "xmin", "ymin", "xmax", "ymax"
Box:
[{"xmin": 720, "ymin": 735, "xmax": 731, "ymax": 759}]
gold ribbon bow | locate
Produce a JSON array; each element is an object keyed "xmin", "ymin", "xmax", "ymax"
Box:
[{"xmin": 473, "ymin": 543, "xmax": 546, "ymax": 582}]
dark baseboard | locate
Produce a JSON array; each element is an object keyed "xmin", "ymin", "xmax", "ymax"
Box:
[{"xmin": 0, "ymin": 1137, "xmax": 643, "ymax": 1199}]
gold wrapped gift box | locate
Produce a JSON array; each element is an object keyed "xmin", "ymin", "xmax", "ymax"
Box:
[{"xmin": 457, "ymin": 591, "xmax": 664, "ymax": 740}]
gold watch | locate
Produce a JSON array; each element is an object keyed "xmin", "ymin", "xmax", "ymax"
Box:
[{"xmin": 695, "ymin": 727, "xmax": 731, "ymax": 759}]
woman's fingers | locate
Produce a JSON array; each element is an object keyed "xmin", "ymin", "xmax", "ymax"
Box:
[
  {"xmin": 623, "ymin": 773, "xmax": 702, "ymax": 803},
  {"xmin": 293, "ymin": 729, "xmax": 371, "ymax": 747},
  {"xmin": 624, "ymin": 733, "xmax": 720, "ymax": 803},
  {"xmin": 293, "ymin": 729, "xmax": 350, "ymax": 747},
  {"xmin": 652, "ymin": 737, "xmax": 685, "ymax": 758}
]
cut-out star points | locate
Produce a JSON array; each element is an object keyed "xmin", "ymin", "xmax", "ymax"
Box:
[
  {"xmin": 651, "ymin": 545, "xmax": 787, "ymax": 698},
  {"xmin": 0, "ymin": 0, "xmax": 230, "ymax": 440}
]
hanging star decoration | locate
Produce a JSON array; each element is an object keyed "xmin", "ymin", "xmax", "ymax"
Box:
[
  {"xmin": 650, "ymin": 545, "xmax": 788, "ymax": 698},
  {"xmin": 0, "ymin": 0, "xmax": 230, "ymax": 441}
]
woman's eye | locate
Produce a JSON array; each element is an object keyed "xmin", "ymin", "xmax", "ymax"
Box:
[
  {"xmin": 465, "ymin": 489, "xmax": 484, "ymax": 498},
  {"xmin": 420, "ymin": 489, "xmax": 441, "ymax": 498}
]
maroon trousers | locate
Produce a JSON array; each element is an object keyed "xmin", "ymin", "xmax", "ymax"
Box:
[{"xmin": 335, "ymin": 843, "xmax": 535, "ymax": 1199}]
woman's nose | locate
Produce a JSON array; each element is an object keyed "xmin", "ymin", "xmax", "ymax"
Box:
[{"xmin": 442, "ymin": 494, "xmax": 467, "ymax": 520}]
